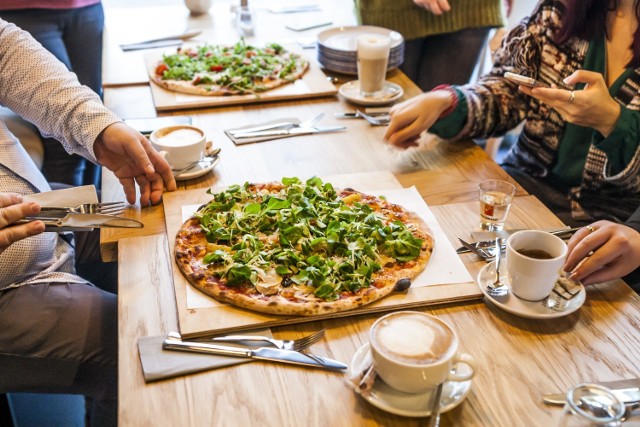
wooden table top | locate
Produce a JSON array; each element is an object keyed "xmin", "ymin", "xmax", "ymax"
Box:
[{"xmin": 100, "ymin": 2, "xmax": 640, "ymax": 426}]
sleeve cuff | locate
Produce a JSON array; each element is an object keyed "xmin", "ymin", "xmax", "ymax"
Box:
[{"xmin": 429, "ymin": 88, "xmax": 468, "ymax": 139}]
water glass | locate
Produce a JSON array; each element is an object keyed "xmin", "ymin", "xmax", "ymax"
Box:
[
  {"xmin": 556, "ymin": 383, "xmax": 625, "ymax": 426},
  {"xmin": 236, "ymin": 6, "xmax": 255, "ymax": 37},
  {"xmin": 478, "ymin": 179, "xmax": 516, "ymax": 231}
]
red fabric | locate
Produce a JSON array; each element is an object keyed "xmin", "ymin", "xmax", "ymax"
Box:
[{"xmin": 431, "ymin": 84, "xmax": 459, "ymax": 119}]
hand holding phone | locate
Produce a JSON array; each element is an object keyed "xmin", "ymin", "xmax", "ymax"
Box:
[{"xmin": 504, "ymin": 72, "xmax": 548, "ymax": 88}]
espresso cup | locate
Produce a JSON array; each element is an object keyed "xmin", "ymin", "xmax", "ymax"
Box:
[
  {"xmin": 356, "ymin": 34, "xmax": 391, "ymax": 97},
  {"xmin": 149, "ymin": 125, "xmax": 206, "ymax": 171},
  {"xmin": 184, "ymin": 0, "xmax": 211, "ymax": 15},
  {"xmin": 369, "ymin": 311, "xmax": 475, "ymax": 394},
  {"xmin": 506, "ymin": 230, "xmax": 568, "ymax": 301}
]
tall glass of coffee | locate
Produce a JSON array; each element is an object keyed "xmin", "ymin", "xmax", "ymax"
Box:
[{"xmin": 356, "ymin": 34, "xmax": 391, "ymax": 97}]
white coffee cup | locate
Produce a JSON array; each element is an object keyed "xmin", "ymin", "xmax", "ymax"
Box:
[
  {"xmin": 184, "ymin": 0, "xmax": 211, "ymax": 15},
  {"xmin": 149, "ymin": 125, "xmax": 206, "ymax": 171},
  {"xmin": 356, "ymin": 34, "xmax": 391, "ymax": 97},
  {"xmin": 369, "ymin": 311, "xmax": 475, "ymax": 394},
  {"xmin": 506, "ymin": 230, "xmax": 568, "ymax": 301}
]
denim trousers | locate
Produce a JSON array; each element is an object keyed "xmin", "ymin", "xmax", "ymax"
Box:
[{"xmin": 0, "ymin": 4, "xmax": 104, "ymax": 187}]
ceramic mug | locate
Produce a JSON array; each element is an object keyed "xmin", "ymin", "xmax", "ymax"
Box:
[
  {"xmin": 369, "ymin": 311, "xmax": 475, "ymax": 394},
  {"xmin": 184, "ymin": 0, "xmax": 211, "ymax": 15},
  {"xmin": 506, "ymin": 230, "xmax": 568, "ymax": 301},
  {"xmin": 149, "ymin": 124, "xmax": 206, "ymax": 171}
]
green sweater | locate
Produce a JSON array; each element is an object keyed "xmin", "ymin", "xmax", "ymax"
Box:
[{"xmin": 355, "ymin": 0, "xmax": 506, "ymax": 41}]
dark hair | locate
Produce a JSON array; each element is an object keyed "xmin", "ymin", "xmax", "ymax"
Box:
[{"xmin": 555, "ymin": 0, "xmax": 640, "ymax": 68}]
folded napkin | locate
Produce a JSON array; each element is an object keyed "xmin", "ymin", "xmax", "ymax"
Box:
[
  {"xmin": 137, "ymin": 328, "xmax": 273, "ymax": 382},
  {"xmin": 23, "ymin": 184, "xmax": 98, "ymax": 207},
  {"xmin": 224, "ymin": 117, "xmax": 302, "ymax": 145}
]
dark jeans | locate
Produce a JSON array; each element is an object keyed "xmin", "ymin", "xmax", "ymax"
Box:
[
  {"xmin": 400, "ymin": 27, "xmax": 492, "ymax": 91},
  {"xmin": 0, "ymin": 4, "xmax": 104, "ymax": 187}
]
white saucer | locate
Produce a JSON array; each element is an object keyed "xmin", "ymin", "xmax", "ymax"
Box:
[
  {"xmin": 174, "ymin": 155, "xmax": 220, "ymax": 181},
  {"xmin": 339, "ymin": 81, "xmax": 403, "ymax": 106},
  {"xmin": 347, "ymin": 343, "xmax": 472, "ymax": 418},
  {"xmin": 478, "ymin": 261, "xmax": 586, "ymax": 319}
]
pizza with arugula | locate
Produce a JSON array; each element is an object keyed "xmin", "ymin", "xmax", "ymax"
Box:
[
  {"xmin": 174, "ymin": 177, "xmax": 434, "ymax": 316},
  {"xmin": 151, "ymin": 39, "xmax": 309, "ymax": 96}
]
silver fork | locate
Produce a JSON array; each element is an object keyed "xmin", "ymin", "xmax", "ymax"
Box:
[
  {"xmin": 228, "ymin": 113, "xmax": 325, "ymax": 135},
  {"xmin": 211, "ymin": 329, "xmax": 326, "ymax": 352},
  {"xmin": 356, "ymin": 110, "xmax": 390, "ymax": 126},
  {"xmin": 39, "ymin": 201, "xmax": 126, "ymax": 216}
]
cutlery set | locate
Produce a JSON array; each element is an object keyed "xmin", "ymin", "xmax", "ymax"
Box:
[
  {"xmin": 228, "ymin": 113, "xmax": 346, "ymax": 139},
  {"xmin": 163, "ymin": 330, "xmax": 346, "ymax": 371},
  {"xmin": 20, "ymin": 201, "xmax": 142, "ymax": 229}
]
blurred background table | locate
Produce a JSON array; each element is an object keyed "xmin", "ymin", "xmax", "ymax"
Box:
[{"xmin": 100, "ymin": 1, "xmax": 640, "ymax": 426}]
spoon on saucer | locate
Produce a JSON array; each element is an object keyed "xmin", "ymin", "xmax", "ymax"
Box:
[
  {"xmin": 486, "ymin": 237, "xmax": 508, "ymax": 296},
  {"xmin": 172, "ymin": 148, "xmax": 221, "ymax": 175}
]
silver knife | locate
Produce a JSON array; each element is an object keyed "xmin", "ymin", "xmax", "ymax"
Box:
[
  {"xmin": 162, "ymin": 337, "xmax": 347, "ymax": 371},
  {"xmin": 120, "ymin": 29, "xmax": 202, "ymax": 51},
  {"xmin": 543, "ymin": 379, "xmax": 640, "ymax": 405},
  {"xmin": 234, "ymin": 126, "xmax": 346, "ymax": 139},
  {"xmin": 457, "ymin": 228, "xmax": 581, "ymax": 254},
  {"xmin": 228, "ymin": 121, "xmax": 297, "ymax": 136},
  {"xmin": 20, "ymin": 213, "xmax": 143, "ymax": 229}
]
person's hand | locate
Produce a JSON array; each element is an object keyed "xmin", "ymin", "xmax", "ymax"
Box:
[
  {"xmin": 384, "ymin": 90, "xmax": 454, "ymax": 149},
  {"xmin": 0, "ymin": 193, "xmax": 45, "ymax": 255},
  {"xmin": 518, "ymin": 70, "xmax": 621, "ymax": 136},
  {"xmin": 93, "ymin": 122, "xmax": 177, "ymax": 205},
  {"xmin": 564, "ymin": 221, "xmax": 640, "ymax": 285},
  {"xmin": 413, "ymin": 0, "xmax": 451, "ymax": 14}
]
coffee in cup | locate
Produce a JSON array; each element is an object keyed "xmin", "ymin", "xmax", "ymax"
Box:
[
  {"xmin": 506, "ymin": 230, "xmax": 568, "ymax": 301},
  {"xmin": 356, "ymin": 34, "xmax": 391, "ymax": 97},
  {"xmin": 150, "ymin": 124, "xmax": 206, "ymax": 171},
  {"xmin": 369, "ymin": 311, "xmax": 475, "ymax": 394}
]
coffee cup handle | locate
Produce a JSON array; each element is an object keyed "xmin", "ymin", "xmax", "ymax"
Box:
[{"xmin": 446, "ymin": 353, "xmax": 475, "ymax": 382}]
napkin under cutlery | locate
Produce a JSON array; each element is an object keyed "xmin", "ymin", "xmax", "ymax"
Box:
[
  {"xmin": 137, "ymin": 328, "xmax": 273, "ymax": 382},
  {"xmin": 225, "ymin": 118, "xmax": 344, "ymax": 145},
  {"xmin": 24, "ymin": 185, "xmax": 99, "ymax": 231}
]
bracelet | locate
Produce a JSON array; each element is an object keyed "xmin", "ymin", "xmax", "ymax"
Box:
[{"xmin": 431, "ymin": 84, "xmax": 459, "ymax": 118}]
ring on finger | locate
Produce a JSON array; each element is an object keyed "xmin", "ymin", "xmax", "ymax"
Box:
[
  {"xmin": 568, "ymin": 90, "xmax": 575, "ymax": 103},
  {"xmin": 586, "ymin": 225, "xmax": 595, "ymax": 233}
]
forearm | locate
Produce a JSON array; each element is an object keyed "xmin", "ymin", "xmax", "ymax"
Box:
[{"xmin": 0, "ymin": 20, "xmax": 119, "ymax": 160}]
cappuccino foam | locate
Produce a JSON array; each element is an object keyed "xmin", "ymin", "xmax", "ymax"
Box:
[
  {"xmin": 372, "ymin": 313, "xmax": 454, "ymax": 365},
  {"xmin": 156, "ymin": 128, "xmax": 202, "ymax": 147}
]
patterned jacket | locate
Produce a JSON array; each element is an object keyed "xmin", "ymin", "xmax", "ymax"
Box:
[{"xmin": 452, "ymin": 0, "xmax": 640, "ymax": 222}]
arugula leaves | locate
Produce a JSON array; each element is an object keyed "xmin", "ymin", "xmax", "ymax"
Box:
[
  {"xmin": 158, "ymin": 39, "xmax": 304, "ymax": 93},
  {"xmin": 197, "ymin": 177, "xmax": 423, "ymax": 300}
]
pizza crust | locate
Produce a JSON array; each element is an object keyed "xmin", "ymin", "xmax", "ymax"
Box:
[{"xmin": 174, "ymin": 183, "xmax": 434, "ymax": 316}]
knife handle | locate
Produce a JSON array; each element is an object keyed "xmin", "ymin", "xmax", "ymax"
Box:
[
  {"xmin": 163, "ymin": 339, "xmax": 252, "ymax": 358},
  {"xmin": 234, "ymin": 129, "xmax": 290, "ymax": 139}
]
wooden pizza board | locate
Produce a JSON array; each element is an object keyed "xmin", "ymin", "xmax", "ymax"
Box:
[
  {"xmin": 145, "ymin": 45, "xmax": 338, "ymax": 111},
  {"xmin": 163, "ymin": 171, "xmax": 482, "ymax": 338}
]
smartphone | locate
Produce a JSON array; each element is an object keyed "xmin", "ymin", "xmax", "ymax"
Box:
[
  {"xmin": 504, "ymin": 72, "xmax": 548, "ymax": 88},
  {"xmin": 124, "ymin": 116, "xmax": 192, "ymax": 136},
  {"xmin": 285, "ymin": 21, "xmax": 332, "ymax": 32}
]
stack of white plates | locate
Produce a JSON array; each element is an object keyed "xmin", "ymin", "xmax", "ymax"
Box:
[{"xmin": 317, "ymin": 26, "xmax": 405, "ymax": 76}]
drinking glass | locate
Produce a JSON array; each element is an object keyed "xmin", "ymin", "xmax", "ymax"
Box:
[
  {"xmin": 236, "ymin": 6, "xmax": 255, "ymax": 37},
  {"xmin": 478, "ymin": 179, "xmax": 516, "ymax": 231},
  {"xmin": 356, "ymin": 34, "xmax": 391, "ymax": 97},
  {"xmin": 556, "ymin": 383, "xmax": 625, "ymax": 426}
]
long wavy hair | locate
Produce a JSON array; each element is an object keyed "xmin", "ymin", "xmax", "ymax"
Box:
[{"xmin": 555, "ymin": 0, "xmax": 640, "ymax": 68}]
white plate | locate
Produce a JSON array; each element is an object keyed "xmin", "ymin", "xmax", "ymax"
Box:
[
  {"xmin": 339, "ymin": 81, "xmax": 403, "ymax": 106},
  {"xmin": 347, "ymin": 343, "xmax": 472, "ymax": 418},
  {"xmin": 317, "ymin": 25, "xmax": 404, "ymax": 52},
  {"xmin": 478, "ymin": 261, "xmax": 586, "ymax": 319},
  {"xmin": 174, "ymin": 155, "xmax": 220, "ymax": 181}
]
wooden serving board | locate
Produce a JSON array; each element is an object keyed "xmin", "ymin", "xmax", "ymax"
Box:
[
  {"xmin": 163, "ymin": 171, "xmax": 482, "ymax": 338},
  {"xmin": 145, "ymin": 45, "xmax": 338, "ymax": 111}
]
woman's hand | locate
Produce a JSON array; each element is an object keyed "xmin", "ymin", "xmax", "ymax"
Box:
[
  {"xmin": 93, "ymin": 122, "xmax": 177, "ymax": 206},
  {"xmin": 518, "ymin": 70, "xmax": 621, "ymax": 136},
  {"xmin": 0, "ymin": 193, "xmax": 45, "ymax": 255},
  {"xmin": 413, "ymin": 0, "xmax": 451, "ymax": 14},
  {"xmin": 564, "ymin": 220, "xmax": 640, "ymax": 285},
  {"xmin": 384, "ymin": 90, "xmax": 454, "ymax": 149}
]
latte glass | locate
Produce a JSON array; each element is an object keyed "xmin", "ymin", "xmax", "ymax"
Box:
[
  {"xmin": 356, "ymin": 34, "xmax": 391, "ymax": 97},
  {"xmin": 369, "ymin": 311, "xmax": 475, "ymax": 394}
]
